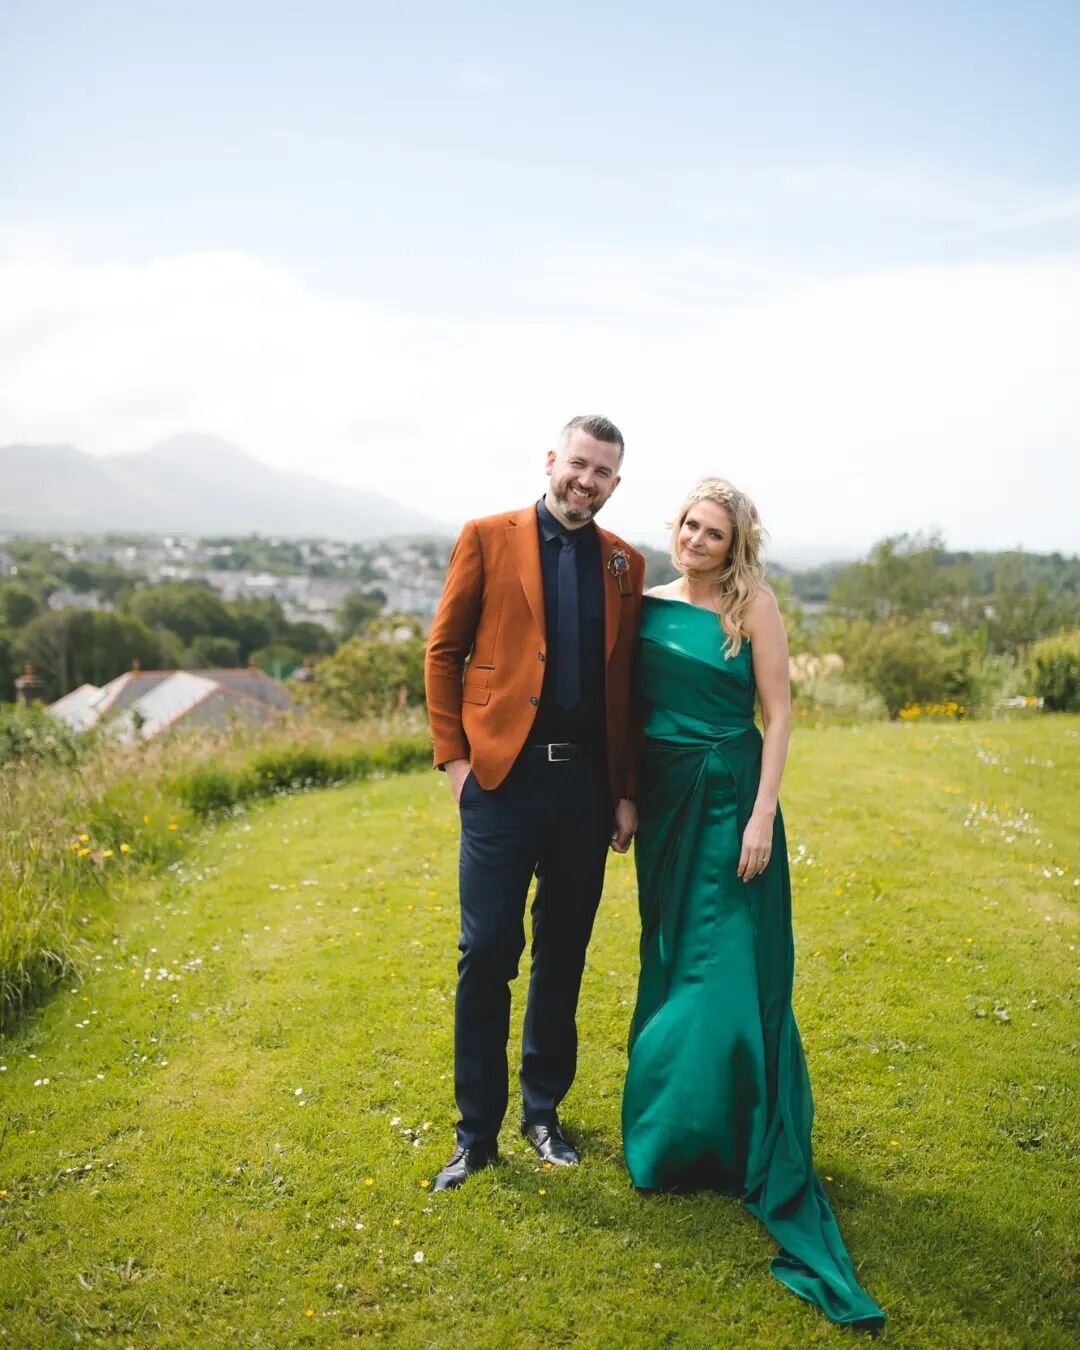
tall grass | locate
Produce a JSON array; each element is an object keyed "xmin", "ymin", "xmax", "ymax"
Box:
[{"xmin": 0, "ymin": 710, "xmax": 429, "ymax": 1030}]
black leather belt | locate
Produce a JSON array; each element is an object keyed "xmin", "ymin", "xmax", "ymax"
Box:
[{"xmin": 526, "ymin": 741, "xmax": 587, "ymax": 762}]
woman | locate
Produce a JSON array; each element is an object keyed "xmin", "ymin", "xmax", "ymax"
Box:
[{"xmin": 622, "ymin": 478, "xmax": 885, "ymax": 1330}]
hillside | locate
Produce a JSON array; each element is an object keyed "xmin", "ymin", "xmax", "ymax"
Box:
[{"xmin": 0, "ymin": 434, "xmax": 442, "ymax": 540}]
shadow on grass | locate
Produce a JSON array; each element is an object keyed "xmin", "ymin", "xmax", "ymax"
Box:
[{"xmin": 476, "ymin": 1145, "xmax": 1078, "ymax": 1343}]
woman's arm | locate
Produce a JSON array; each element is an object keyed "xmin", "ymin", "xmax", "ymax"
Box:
[{"xmin": 737, "ymin": 587, "xmax": 791, "ymax": 881}]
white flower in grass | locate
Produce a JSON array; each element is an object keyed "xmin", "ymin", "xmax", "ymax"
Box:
[{"xmin": 413, "ymin": 1251, "xmax": 425, "ymax": 1264}]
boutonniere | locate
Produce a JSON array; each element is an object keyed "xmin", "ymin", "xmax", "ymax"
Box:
[{"xmin": 607, "ymin": 548, "xmax": 631, "ymax": 596}]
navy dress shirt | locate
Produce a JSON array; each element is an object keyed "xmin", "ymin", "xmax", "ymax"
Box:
[{"xmin": 531, "ymin": 498, "xmax": 606, "ymax": 748}]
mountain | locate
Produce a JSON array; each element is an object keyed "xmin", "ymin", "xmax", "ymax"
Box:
[{"xmin": 0, "ymin": 434, "xmax": 444, "ymax": 539}]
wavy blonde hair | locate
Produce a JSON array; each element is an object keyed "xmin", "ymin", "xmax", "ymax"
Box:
[{"xmin": 669, "ymin": 477, "xmax": 766, "ymax": 657}]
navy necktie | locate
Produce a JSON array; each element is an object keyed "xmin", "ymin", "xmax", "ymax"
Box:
[{"xmin": 555, "ymin": 531, "xmax": 581, "ymax": 710}]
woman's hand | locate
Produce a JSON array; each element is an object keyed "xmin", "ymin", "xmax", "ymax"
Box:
[{"xmin": 737, "ymin": 810, "xmax": 775, "ymax": 882}]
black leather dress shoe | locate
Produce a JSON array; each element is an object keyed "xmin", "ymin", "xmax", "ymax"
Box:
[
  {"xmin": 521, "ymin": 1120, "xmax": 580, "ymax": 1166},
  {"xmin": 431, "ymin": 1143, "xmax": 498, "ymax": 1192}
]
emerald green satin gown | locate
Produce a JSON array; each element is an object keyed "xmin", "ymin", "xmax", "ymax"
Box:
[{"xmin": 623, "ymin": 597, "xmax": 885, "ymax": 1330}]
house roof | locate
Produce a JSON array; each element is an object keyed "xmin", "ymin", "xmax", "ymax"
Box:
[
  {"xmin": 48, "ymin": 683, "xmax": 102, "ymax": 731},
  {"xmin": 47, "ymin": 666, "xmax": 294, "ymax": 740}
]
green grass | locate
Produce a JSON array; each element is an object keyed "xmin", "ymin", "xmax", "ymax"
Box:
[
  {"xmin": 2, "ymin": 716, "xmax": 1078, "ymax": 1347},
  {"xmin": 0, "ymin": 714, "xmax": 429, "ymax": 1030}
]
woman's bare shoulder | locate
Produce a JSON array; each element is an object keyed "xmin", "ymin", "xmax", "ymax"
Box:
[{"xmin": 646, "ymin": 580, "xmax": 682, "ymax": 598}]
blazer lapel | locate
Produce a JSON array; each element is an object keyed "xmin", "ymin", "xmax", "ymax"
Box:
[
  {"xmin": 598, "ymin": 530, "xmax": 622, "ymax": 662},
  {"xmin": 507, "ymin": 507, "xmax": 546, "ymax": 642}
]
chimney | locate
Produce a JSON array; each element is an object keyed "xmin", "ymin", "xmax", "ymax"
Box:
[{"xmin": 15, "ymin": 664, "xmax": 45, "ymax": 706}]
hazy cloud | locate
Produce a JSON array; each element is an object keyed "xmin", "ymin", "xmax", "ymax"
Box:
[{"xmin": 1, "ymin": 240, "xmax": 1077, "ymax": 555}]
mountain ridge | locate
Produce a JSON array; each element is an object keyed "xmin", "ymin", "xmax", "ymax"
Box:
[{"xmin": 0, "ymin": 434, "xmax": 444, "ymax": 539}]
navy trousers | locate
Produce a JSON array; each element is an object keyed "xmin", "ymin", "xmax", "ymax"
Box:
[{"xmin": 454, "ymin": 750, "xmax": 613, "ymax": 1149}]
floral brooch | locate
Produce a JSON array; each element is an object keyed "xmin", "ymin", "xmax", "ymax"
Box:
[{"xmin": 607, "ymin": 548, "xmax": 631, "ymax": 595}]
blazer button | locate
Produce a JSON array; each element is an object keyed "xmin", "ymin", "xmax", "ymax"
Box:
[
  {"xmin": 530, "ymin": 696, "xmax": 539, "ymax": 705},
  {"xmin": 538, "ymin": 652, "xmax": 545, "ymax": 662}
]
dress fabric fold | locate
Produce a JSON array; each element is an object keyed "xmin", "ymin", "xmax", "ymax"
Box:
[{"xmin": 622, "ymin": 596, "xmax": 885, "ymax": 1330}]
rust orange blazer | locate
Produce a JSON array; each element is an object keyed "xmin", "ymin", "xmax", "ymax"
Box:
[{"xmin": 425, "ymin": 504, "xmax": 645, "ymax": 799}]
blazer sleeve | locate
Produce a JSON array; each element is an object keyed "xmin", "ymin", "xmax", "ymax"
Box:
[
  {"xmin": 623, "ymin": 549, "xmax": 647, "ymax": 800},
  {"xmin": 424, "ymin": 520, "xmax": 484, "ymax": 767}
]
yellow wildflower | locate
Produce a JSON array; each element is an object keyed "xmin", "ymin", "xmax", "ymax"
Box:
[{"xmin": 120, "ymin": 843, "xmax": 132, "ymax": 854}]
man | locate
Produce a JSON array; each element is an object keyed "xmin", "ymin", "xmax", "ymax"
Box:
[{"xmin": 424, "ymin": 414, "xmax": 645, "ymax": 1191}]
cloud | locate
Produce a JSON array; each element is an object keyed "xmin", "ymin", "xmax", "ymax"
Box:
[
  {"xmin": 0, "ymin": 240, "xmax": 1077, "ymax": 554},
  {"xmin": 775, "ymin": 162, "xmax": 1080, "ymax": 236},
  {"xmin": 458, "ymin": 68, "xmax": 507, "ymax": 93}
]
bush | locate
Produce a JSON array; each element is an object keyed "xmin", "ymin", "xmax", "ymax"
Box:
[
  {"xmin": 792, "ymin": 675, "xmax": 887, "ymax": 725},
  {"xmin": 173, "ymin": 735, "xmax": 431, "ymax": 818},
  {"xmin": 312, "ymin": 634, "xmax": 426, "ymax": 719},
  {"xmin": 1030, "ymin": 630, "xmax": 1080, "ymax": 712},
  {"xmin": 0, "ymin": 703, "xmax": 89, "ymax": 769},
  {"xmin": 842, "ymin": 620, "xmax": 978, "ymax": 719}
]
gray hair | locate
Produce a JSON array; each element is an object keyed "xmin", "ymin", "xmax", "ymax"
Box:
[{"xmin": 560, "ymin": 414, "xmax": 625, "ymax": 465}]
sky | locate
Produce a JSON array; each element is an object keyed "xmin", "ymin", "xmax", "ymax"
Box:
[{"xmin": 1, "ymin": 0, "xmax": 1078, "ymax": 559}]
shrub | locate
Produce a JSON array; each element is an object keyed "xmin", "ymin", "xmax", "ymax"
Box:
[
  {"xmin": 843, "ymin": 620, "xmax": 978, "ymax": 719},
  {"xmin": 791, "ymin": 675, "xmax": 887, "ymax": 724},
  {"xmin": 173, "ymin": 735, "xmax": 431, "ymax": 818},
  {"xmin": 1030, "ymin": 630, "xmax": 1080, "ymax": 712},
  {"xmin": 0, "ymin": 704, "xmax": 89, "ymax": 769},
  {"xmin": 311, "ymin": 634, "xmax": 426, "ymax": 719}
]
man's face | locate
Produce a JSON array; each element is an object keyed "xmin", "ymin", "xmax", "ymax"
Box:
[{"xmin": 544, "ymin": 430, "xmax": 622, "ymax": 527}]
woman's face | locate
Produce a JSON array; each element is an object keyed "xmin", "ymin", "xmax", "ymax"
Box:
[{"xmin": 677, "ymin": 498, "xmax": 734, "ymax": 574}]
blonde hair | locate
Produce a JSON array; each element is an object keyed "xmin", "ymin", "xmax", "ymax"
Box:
[{"xmin": 669, "ymin": 477, "xmax": 766, "ymax": 657}]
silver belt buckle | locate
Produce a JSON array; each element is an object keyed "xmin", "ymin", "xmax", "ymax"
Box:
[{"xmin": 547, "ymin": 742, "xmax": 573, "ymax": 762}]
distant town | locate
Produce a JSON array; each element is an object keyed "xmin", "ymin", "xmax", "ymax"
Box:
[{"xmin": 0, "ymin": 532, "xmax": 453, "ymax": 629}]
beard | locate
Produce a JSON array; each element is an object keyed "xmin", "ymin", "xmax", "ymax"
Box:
[{"xmin": 551, "ymin": 480, "xmax": 603, "ymax": 523}]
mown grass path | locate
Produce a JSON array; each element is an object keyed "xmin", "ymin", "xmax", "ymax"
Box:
[{"xmin": 2, "ymin": 718, "xmax": 1078, "ymax": 1347}]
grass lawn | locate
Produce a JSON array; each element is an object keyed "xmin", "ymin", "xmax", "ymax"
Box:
[{"xmin": 2, "ymin": 716, "xmax": 1078, "ymax": 1347}]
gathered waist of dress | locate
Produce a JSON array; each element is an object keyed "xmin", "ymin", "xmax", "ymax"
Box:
[{"xmin": 643, "ymin": 707, "xmax": 759, "ymax": 745}]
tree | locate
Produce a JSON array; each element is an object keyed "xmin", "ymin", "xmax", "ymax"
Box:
[
  {"xmin": 249, "ymin": 642, "xmax": 304, "ymax": 678},
  {"xmin": 229, "ymin": 596, "xmax": 285, "ymax": 660},
  {"xmin": 183, "ymin": 635, "xmax": 242, "ymax": 669},
  {"xmin": 0, "ymin": 583, "xmax": 41, "ymax": 630},
  {"xmin": 829, "ymin": 533, "xmax": 956, "ymax": 623},
  {"xmin": 123, "ymin": 583, "xmax": 236, "ymax": 646},
  {"xmin": 14, "ymin": 610, "xmax": 173, "ymax": 701},
  {"xmin": 336, "ymin": 589, "xmax": 386, "ymax": 640},
  {"xmin": 770, "ymin": 575, "xmax": 811, "ymax": 656},
  {"xmin": 280, "ymin": 619, "xmax": 336, "ymax": 657},
  {"xmin": 635, "ymin": 543, "xmax": 679, "ymax": 589},
  {"xmin": 0, "ymin": 632, "xmax": 15, "ymax": 703},
  {"xmin": 311, "ymin": 633, "xmax": 426, "ymax": 718}
]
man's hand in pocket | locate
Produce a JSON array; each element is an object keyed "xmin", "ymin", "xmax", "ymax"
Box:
[{"xmin": 444, "ymin": 758, "xmax": 472, "ymax": 803}]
